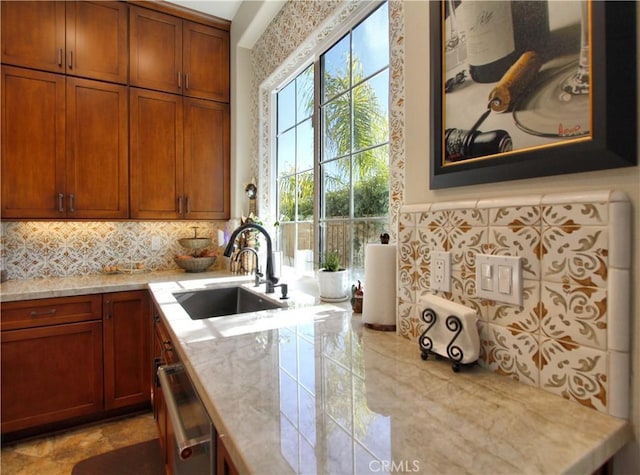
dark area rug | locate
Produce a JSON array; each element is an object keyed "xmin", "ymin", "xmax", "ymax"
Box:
[{"xmin": 71, "ymin": 438, "xmax": 163, "ymax": 475}]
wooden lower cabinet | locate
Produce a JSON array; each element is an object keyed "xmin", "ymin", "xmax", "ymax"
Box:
[
  {"xmin": 103, "ymin": 290, "xmax": 151, "ymax": 409},
  {"xmin": 0, "ymin": 320, "xmax": 104, "ymax": 434},
  {"xmin": 217, "ymin": 435, "xmax": 239, "ymax": 475},
  {"xmin": 152, "ymin": 309, "xmax": 177, "ymax": 475},
  {"xmin": 1, "ymin": 291, "xmax": 152, "ymax": 438}
]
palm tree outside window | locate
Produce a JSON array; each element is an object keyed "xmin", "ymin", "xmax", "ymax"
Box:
[{"xmin": 275, "ymin": 2, "xmax": 389, "ymax": 278}]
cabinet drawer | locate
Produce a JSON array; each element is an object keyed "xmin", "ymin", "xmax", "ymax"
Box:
[{"xmin": 1, "ymin": 295, "xmax": 102, "ymax": 330}]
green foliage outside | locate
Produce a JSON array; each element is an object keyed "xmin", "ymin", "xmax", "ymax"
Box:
[{"xmin": 277, "ymin": 56, "xmax": 389, "ymax": 223}]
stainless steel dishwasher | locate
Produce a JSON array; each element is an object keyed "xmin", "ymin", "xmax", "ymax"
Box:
[{"xmin": 158, "ymin": 363, "xmax": 216, "ymax": 474}]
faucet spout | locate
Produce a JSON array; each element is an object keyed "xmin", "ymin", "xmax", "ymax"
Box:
[{"xmin": 224, "ymin": 223, "xmax": 278, "ymax": 285}]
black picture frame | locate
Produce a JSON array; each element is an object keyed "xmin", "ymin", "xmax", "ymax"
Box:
[{"xmin": 430, "ymin": 1, "xmax": 637, "ymax": 189}]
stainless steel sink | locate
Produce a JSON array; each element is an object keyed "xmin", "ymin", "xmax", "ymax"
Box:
[{"xmin": 173, "ymin": 286, "xmax": 286, "ymax": 320}]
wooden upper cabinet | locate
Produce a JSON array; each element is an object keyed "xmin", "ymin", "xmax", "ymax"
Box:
[
  {"xmin": 130, "ymin": 89, "xmax": 230, "ymax": 220},
  {"xmin": 1, "ymin": 67, "xmax": 128, "ymax": 219},
  {"xmin": 65, "ymin": 1, "xmax": 129, "ymax": 83},
  {"xmin": 130, "ymin": 88, "xmax": 184, "ymax": 220},
  {"xmin": 130, "ymin": 6, "xmax": 229, "ymax": 102},
  {"xmin": 66, "ymin": 77, "xmax": 129, "ymax": 219},
  {"xmin": 1, "ymin": 66, "xmax": 66, "ymax": 219},
  {"xmin": 1, "ymin": 1, "xmax": 66, "ymax": 74},
  {"xmin": 183, "ymin": 21, "xmax": 230, "ymax": 102},
  {"xmin": 130, "ymin": 6, "xmax": 182, "ymax": 95},
  {"xmin": 1, "ymin": 1, "xmax": 128, "ymax": 84},
  {"xmin": 184, "ymin": 98, "xmax": 230, "ymax": 219}
]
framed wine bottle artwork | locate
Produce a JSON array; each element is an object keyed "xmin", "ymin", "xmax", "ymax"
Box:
[{"xmin": 429, "ymin": 0, "xmax": 637, "ymax": 189}]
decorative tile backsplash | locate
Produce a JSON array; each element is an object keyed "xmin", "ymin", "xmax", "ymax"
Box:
[
  {"xmin": 397, "ymin": 191, "xmax": 631, "ymax": 418},
  {"xmin": 0, "ymin": 221, "xmax": 228, "ymax": 280}
]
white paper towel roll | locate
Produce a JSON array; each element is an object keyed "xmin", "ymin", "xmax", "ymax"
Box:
[{"xmin": 362, "ymin": 244, "xmax": 397, "ymax": 330}]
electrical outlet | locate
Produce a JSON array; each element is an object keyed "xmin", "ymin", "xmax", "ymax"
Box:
[
  {"xmin": 151, "ymin": 236, "xmax": 161, "ymax": 251},
  {"xmin": 430, "ymin": 251, "xmax": 451, "ymax": 292}
]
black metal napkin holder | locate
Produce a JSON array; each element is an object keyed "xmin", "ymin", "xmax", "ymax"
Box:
[{"xmin": 418, "ymin": 307, "xmax": 478, "ymax": 373}]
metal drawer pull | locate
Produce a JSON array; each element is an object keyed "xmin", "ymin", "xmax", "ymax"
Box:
[
  {"xmin": 30, "ymin": 309, "xmax": 57, "ymax": 317},
  {"xmin": 68, "ymin": 51, "xmax": 73, "ymax": 69},
  {"xmin": 68, "ymin": 194, "xmax": 75, "ymax": 213},
  {"xmin": 158, "ymin": 364, "xmax": 210, "ymax": 460},
  {"xmin": 177, "ymin": 71, "xmax": 182, "ymax": 88},
  {"xmin": 58, "ymin": 48, "xmax": 63, "ymax": 67},
  {"xmin": 58, "ymin": 193, "xmax": 65, "ymax": 212},
  {"xmin": 185, "ymin": 73, "xmax": 189, "ymax": 90}
]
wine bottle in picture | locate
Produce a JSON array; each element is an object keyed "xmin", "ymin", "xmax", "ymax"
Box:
[
  {"xmin": 461, "ymin": 1, "xmax": 517, "ymax": 83},
  {"xmin": 461, "ymin": 1, "xmax": 549, "ymax": 84}
]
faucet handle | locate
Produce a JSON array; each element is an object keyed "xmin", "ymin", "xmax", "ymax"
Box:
[
  {"xmin": 279, "ymin": 283, "xmax": 288, "ymax": 300},
  {"xmin": 254, "ymin": 267, "xmax": 263, "ymax": 287}
]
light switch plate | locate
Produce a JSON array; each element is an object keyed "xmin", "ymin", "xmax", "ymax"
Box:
[
  {"xmin": 430, "ymin": 251, "xmax": 451, "ymax": 292},
  {"xmin": 475, "ymin": 254, "xmax": 522, "ymax": 306}
]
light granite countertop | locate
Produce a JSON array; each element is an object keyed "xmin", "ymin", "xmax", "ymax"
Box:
[
  {"xmin": 148, "ymin": 277, "xmax": 633, "ymax": 475},
  {"xmin": 1, "ymin": 272, "xmax": 633, "ymax": 474},
  {"xmin": 0, "ymin": 269, "xmax": 252, "ymax": 302}
]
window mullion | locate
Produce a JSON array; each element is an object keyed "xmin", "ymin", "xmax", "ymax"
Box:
[{"xmin": 313, "ymin": 56, "xmax": 322, "ymax": 267}]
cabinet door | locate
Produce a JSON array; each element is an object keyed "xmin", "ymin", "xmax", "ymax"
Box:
[
  {"xmin": 66, "ymin": 77, "xmax": 129, "ymax": 218},
  {"xmin": 217, "ymin": 435, "xmax": 239, "ymax": 475},
  {"xmin": 130, "ymin": 6, "xmax": 182, "ymax": 94},
  {"xmin": 130, "ymin": 88, "xmax": 184, "ymax": 219},
  {"xmin": 65, "ymin": 1, "xmax": 128, "ymax": 83},
  {"xmin": 1, "ymin": 1, "xmax": 66, "ymax": 73},
  {"xmin": 0, "ymin": 321, "xmax": 103, "ymax": 434},
  {"xmin": 152, "ymin": 310, "xmax": 176, "ymax": 473},
  {"xmin": 1, "ymin": 66, "xmax": 66, "ymax": 219},
  {"xmin": 184, "ymin": 98, "xmax": 230, "ymax": 220},
  {"xmin": 152, "ymin": 316, "xmax": 166, "ymax": 434},
  {"xmin": 103, "ymin": 290, "xmax": 151, "ymax": 410},
  {"xmin": 183, "ymin": 22, "xmax": 229, "ymax": 102}
]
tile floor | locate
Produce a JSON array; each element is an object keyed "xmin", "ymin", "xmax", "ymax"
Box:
[{"xmin": 1, "ymin": 412, "xmax": 158, "ymax": 475}]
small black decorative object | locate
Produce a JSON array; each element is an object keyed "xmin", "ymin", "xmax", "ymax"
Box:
[{"xmin": 419, "ymin": 307, "xmax": 477, "ymax": 373}]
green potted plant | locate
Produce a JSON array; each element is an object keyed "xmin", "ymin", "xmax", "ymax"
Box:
[{"xmin": 317, "ymin": 251, "xmax": 349, "ymax": 302}]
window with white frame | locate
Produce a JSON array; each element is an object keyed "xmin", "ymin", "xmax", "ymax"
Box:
[{"xmin": 275, "ymin": 2, "xmax": 389, "ymax": 277}]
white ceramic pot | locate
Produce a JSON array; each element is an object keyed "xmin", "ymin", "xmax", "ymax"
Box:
[{"xmin": 317, "ymin": 269, "xmax": 349, "ymax": 302}]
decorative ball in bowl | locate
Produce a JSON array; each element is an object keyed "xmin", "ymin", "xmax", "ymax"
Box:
[{"xmin": 174, "ymin": 256, "xmax": 217, "ymax": 273}]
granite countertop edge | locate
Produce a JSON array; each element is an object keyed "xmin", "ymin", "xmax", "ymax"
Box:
[{"xmin": 0, "ymin": 269, "xmax": 247, "ymax": 302}]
